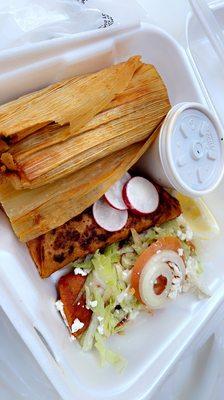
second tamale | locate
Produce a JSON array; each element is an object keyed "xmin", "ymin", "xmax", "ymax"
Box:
[{"xmin": 0, "ymin": 126, "xmax": 161, "ymax": 242}]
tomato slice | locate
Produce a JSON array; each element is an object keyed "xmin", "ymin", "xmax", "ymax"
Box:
[
  {"xmin": 57, "ymin": 273, "xmax": 92, "ymax": 337},
  {"xmin": 131, "ymin": 236, "xmax": 183, "ymax": 302}
]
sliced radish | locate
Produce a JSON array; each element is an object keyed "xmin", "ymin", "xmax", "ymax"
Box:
[
  {"xmin": 104, "ymin": 172, "xmax": 131, "ymax": 210},
  {"xmin": 122, "ymin": 176, "xmax": 159, "ymax": 215},
  {"xmin": 93, "ymin": 198, "xmax": 128, "ymax": 232}
]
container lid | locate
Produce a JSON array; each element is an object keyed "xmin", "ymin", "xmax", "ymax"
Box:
[{"xmin": 160, "ymin": 102, "xmax": 224, "ymax": 196}]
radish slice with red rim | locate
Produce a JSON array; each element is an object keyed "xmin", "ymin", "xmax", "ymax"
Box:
[
  {"xmin": 122, "ymin": 176, "xmax": 159, "ymax": 215},
  {"xmin": 104, "ymin": 172, "xmax": 131, "ymax": 210},
  {"xmin": 93, "ymin": 198, "xmax": 128, "ymax": 232}
]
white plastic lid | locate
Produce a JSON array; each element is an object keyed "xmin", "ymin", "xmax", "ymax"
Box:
[{"xmin": 160, "ymin": 102, "xmax": 224, "ymax": 196}]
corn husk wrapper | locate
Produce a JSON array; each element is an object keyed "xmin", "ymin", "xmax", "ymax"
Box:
[
  {"xmin": 1, "ymin": 63, "xmax": 170, "ymax": 189},
  {"xmin": 0, "ymin": 124, "xmax": 161, "ymax": 242},
  {"xmin": 9, "ymin": 96, "xmax": 169, "ymax": 188},
  {"xmin": 0, "ymin": 56, "xmax": 141, "ymax": 141},
  {"xmin": 5, "ymin": 63, "xmax": 153, "ymax": 156}
]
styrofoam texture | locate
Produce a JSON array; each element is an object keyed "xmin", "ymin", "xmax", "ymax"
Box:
[
  {"xmin": 0, "ymin": 23, "xmax": 224, "ymax": 400},
  {"xmin": 186, "ymin": 2, "xmax": 224, "ymax": 128}
]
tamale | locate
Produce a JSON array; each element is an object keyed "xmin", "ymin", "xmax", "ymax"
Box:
[
  {"xmin": 4, "ymin": 63, "xmax": 161, "ymax": 157},
  {"xmin": 1, "ymin": 63, "xmax": 170, "ymax": 189},
  {"xmin": 7, "ymin": 95, "xmax": 169, "ymax": 187},
  {"xmin": 0, "ymin": 56, "xmax": 141, "ymax": 141},
  {"xmin": 15, "ymin": 115, "xmax": 163, "ymax": 188},
  {"xmin": 27, "ymin": 187, "xmax": 181, "ymax": 278},
  {"xmin": 0, "ymin": 126, "xmax": 161, "ymax": 242}
]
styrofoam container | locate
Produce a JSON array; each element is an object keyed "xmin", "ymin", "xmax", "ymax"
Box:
[
  {"xmin": 186, "ymin": 1, "xmax": 224, "ymax": 127},
  {"xmin": 1, "ymin": 22, "xmax": 224, "ymax": 400}
]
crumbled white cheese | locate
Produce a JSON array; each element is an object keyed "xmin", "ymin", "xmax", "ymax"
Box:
[
  {"xmin": 177, "ymin": 229, "xmax": 186, "ymax": 241},
  {"xmin": 168, "ymin": 276, "xmax": 182, "ymax": 299},
  {"xmin": 71, "ymin": 318, "xmax": 84, "ymax": 333},
  {"xmin": 89, "ymin": 300, "xmax": 97, "ymax": 308},
  {"xmin": 74, "ymin": 267, "xmax": 89, "ymax": 276},
  {"xmin": 177, "ymin": 248, "xmax": 184, "ymax": 257},
  {"xmin": 97, "ymin": 316, "xmax": 104, "ymax": 322},
  {"xmin": 97, "ymin": 324, "xmax": 104, "ymax": 335},
  {"xmin": 177, "ymin": 226, "xmax": 193, "ymax": 242},
  {"xmin": 55, "ymin": 300, "xmax": 69, "ymax": 327},
  {"xmin": 69, "ymin": 335, "xmax": 76, "ymax": 342},
  {"xmin": 184, "ymin": 256, "xmax": 210, "ymax": 298}
]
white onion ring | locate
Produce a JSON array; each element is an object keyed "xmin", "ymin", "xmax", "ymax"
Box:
[{"xmin": 139, "ymin": 250, "xmax": 185, "ymax": 309}]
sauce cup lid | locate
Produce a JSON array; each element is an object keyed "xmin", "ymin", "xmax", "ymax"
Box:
[{"xmin": 159, "ymin": 102, "xmax": 224, "ymax": 196}]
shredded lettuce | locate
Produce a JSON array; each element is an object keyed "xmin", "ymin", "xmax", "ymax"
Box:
[
  {"xmin": 72, "ymin": 257, "xmax": 93, "ymax": 272},
  {"xmin": 94, "ymin": 332, "xmax": 127, "ymax": 372},
  {"xmin": 92, "ymin": 287, "xmax": 105, "ymax": 316},
  {"xmin": 92, "ymin": 250, "xmax": 118, "ymax": 291},
  {"xmin": 196, "ymin": 260, "xmax": 204, "ymax": 275},
  {"xmin": 131, "ymin": 228, "xmax": 148, "ymax": 255},
  {"xmin": 120, "ymin": 253, "xmax": 137, "ymax": 269},
  {"xmin": 80, "ymin": 314, "xmax": 99, "ymax": 351},
  {"xmin": 143, "ymin": 219, "xmax": 179, "ymax": 243},
  {"xmin": 104, "ymin": 243, "xmax": 120, "ymax": 264},
  {"xmin": 72, "ymin": 217, "xmax": 205, "ymax": 370}
]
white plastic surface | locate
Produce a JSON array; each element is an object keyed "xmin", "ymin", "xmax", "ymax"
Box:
[
  {"xmin": 186, "ymin": 1, "xmax": 224, "ymax": 128},
  {"xmin": 0, "ymin": 22, "xmax": 223, "ymax": 400},
  {"xmin": 0, "ymin": 0, "xmax": 107, "ymax": 50},
  {"xmin": 0, "ymin": 309, "xmax": 60, "ymax": 400},
  {"xmin": 189, "ymin": 0, "xmax": 224, "ymax": 66}
]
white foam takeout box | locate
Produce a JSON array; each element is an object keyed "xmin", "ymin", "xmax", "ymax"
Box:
[{"xmin": 1, "ymin": 4, "xmax": 224, "ymax": 400}]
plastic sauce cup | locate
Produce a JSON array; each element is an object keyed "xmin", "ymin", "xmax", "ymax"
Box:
[{"xmin": 137, "ymin": 102, "xmax": 224, "ymax": 197}]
